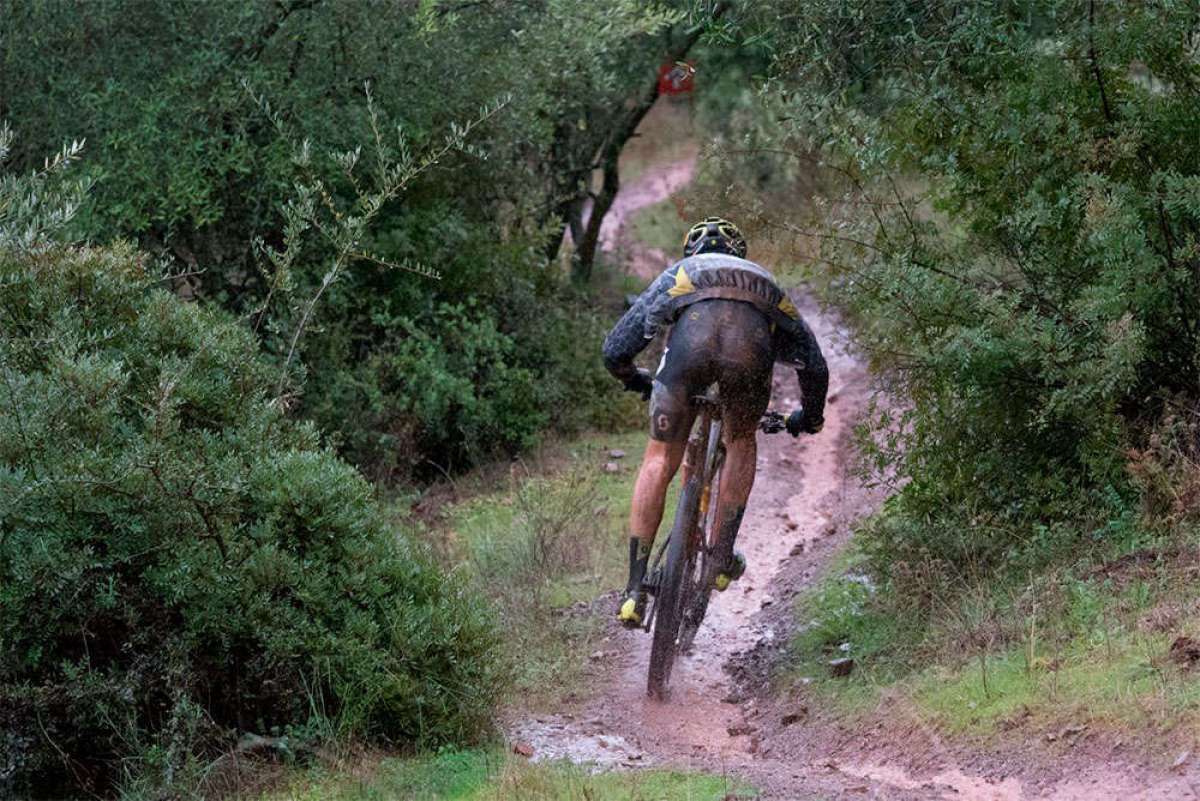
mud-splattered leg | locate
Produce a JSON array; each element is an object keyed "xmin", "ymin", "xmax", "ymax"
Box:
[
  {"xmin": 712, "ymin": 426, "xmax": 757, "ymax": 567},
  {"xmin": 625, "ymin": 438, "xmax": 687, "ymax": 594}
]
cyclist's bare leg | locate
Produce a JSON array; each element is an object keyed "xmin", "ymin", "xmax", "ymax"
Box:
[
  {"xmin": 711, "ymin": 426, "xmax": 757, "ymax": 569},
  {"xmin": 630, "ymin": 438, "xmax": 688, "ymax": 546},
  {"xmin": 618, "ymin": 438, "xmax": 687, "ymax": 624}
]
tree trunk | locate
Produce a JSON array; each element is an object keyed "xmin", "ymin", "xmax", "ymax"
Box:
[{"xmin": 572, "ymin": 155, "xmax": 619, "ymax": 283}]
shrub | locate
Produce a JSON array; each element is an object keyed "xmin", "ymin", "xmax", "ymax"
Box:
[
  {"xmin": 299, "ymin": 232, "xmax": 637, "ymax": 482},
  {"xmin": 0, "ymin": 242, "xmax": 498, "ymax": 797},
  {"xmin": 757, "ymin": 1, "xmax": 1200, "ymax": 580}
]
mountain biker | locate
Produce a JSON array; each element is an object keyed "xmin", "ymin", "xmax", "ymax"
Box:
[{"xmin": 602, "ymin": 217, "xmax": 829, "ymax": 628}]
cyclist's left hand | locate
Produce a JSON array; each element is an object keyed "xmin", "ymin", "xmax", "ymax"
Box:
[{"xmin": 624, "ymin": 369, "xmax": 654, "ymax": 401}]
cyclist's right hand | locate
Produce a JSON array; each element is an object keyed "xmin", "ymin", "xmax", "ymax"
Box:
[{"xmin": 623, "ymin": 369, "xmax": 654, "ymax": 401}]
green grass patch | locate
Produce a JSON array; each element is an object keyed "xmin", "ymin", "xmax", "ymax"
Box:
[
  {"xmin": 629, "ymin": 198, "xmax": 685, "ymax": 255},
  {"xmin": 424, "ymin": 429, "xmax": 682, "ymax": 708},
  {"xmin": 266, "ymin": 749, "xmax": 754, "ymax": 801},
  {"xmin": 782, "ymin": 535, "xmax": 1200, "ymax": 741},
  {"xmin": 782, "ymin": 548, "xmax": 916, "ymax": 712}
]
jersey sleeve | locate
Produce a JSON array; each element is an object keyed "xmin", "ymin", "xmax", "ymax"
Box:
[
  {"xmin": 601, "ymin": 268, "xmax": 675, "ymax": 384},
  {"xmin": 776, "ymin": 316, "xmax": 829, "ymax": 425}
]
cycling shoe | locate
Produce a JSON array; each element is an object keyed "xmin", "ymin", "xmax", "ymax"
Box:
[
  {"xmin": 713, "ymin": 551, "xmax": 746, "ymax": 592},
  {"xmin": 617, "ymin": 591, "xmax": 647, "ymax": 628}
]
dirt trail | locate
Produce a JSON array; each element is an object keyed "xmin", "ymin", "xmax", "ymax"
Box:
[
  {"xmin": 507, "ymin": 296, "xmax": 902, "ymax": 798},
  {"xmin": 504, "ymin": 105, "xmax": 1200, "ymax": 800}
]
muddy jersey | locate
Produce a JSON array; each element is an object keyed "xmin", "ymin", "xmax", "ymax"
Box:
[{"xmin": 602, "ymin": 254, "xmax": 829, "ymax": 426}]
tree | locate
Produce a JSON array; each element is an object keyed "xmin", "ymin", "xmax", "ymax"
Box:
[{"xmin": 761, "ymin": 0, "xmax": 1200, "ymax": 572}]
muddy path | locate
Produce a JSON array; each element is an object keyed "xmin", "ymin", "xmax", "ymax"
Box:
[
  {"xmin": 502, "ymin": 103, "xmax": 1200, "ymax": 799},
  {"xmin": 506, "ymin": 294, "xmax": 900, "ymax": 799},
  {"xmin": 597, "ymin": 139, "xmax": 698, "ymax": 281}
]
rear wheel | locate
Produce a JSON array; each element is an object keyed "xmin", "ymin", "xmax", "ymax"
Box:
[{"xmin": 678, "ymin": 425, "xmax": 724, "ymax": 655}]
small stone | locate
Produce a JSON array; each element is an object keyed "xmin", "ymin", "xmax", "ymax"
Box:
[
  {"xmin": 823, "ymin": 524, "xmax": 838, "ymax": 537},
  {"xmin": 790, "ymin": 541, "xmax": 806, "ymax": 555},
  {"xmin": 608, "ymin": 449, "xmax": 626, "ymax": 459},
  {"xmin": 589, "ymin": 650, "xmax": 605, "ymax": 661},
  {"xmin": 513, "ymin": 742, "xmax": 534, "ymax": 758},
  {"xmin": 828, "ymin": 657, "xmax": 854, "ymax": 677},
  {"xmin": 761, "ymin": 595, "xmax": 775, "ymax": 608},
  {"xmin": 785, "ymin": 518, "xmax": 799, "ymax": 531},
  {"xmin": 781, "ymin": 709, "xmax": 807, "ymax": 726},
  {"xmin": 603, "ymin": 462, "xmax": 621, "ymax": 474},
  {"xmin": 726, "ymin": 723, "xmax": 756, "ymax": 737},
  {"xmin": 1174, "ymin": 750, "xmax": 1191, "ymax": 770},
  {"xmin": 1170, "ymin": 636, "xmax": 1200, "ymax": 666},
  {"xmin": 827, "ymin": 393, "xmax": 840, "ymax": 405}
]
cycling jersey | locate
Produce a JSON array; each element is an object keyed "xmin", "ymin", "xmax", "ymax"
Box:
[{"xmin": 602, "ymin": 254, "xmax": 829, "ymax": 431}]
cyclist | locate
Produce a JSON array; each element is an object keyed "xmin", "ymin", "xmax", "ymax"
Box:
[{"xmin": 602, "ymin": 217, "xmax": 828, "ymax": 627}]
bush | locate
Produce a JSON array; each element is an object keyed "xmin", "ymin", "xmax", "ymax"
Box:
[
  {"xmin": 0, "ymin": 243, "xmax": 498, "ymax": 797},
  {"xmin": 757, "ymin": 1, "xmax": 1200, "ymax": 580},
  {"xmin": 1, "ymin": 1, "xmax": 695, "ymax": 483},
  {"xmin": 299, "ymin": 227, "xmax": 636, "ymax": 482}
]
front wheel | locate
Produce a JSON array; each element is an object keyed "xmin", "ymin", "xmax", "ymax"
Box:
[{"xmin": 646, "ymin": 484, "xmax": 701, "ymax": 700}]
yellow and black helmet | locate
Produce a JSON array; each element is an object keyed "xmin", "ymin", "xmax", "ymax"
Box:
[{"xmin": 682, "ymin": 216, "xmax": 747, "ymax": 259}]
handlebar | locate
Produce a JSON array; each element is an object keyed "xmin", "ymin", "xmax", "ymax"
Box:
[{"xmin": 685, "ymin": 392, "xmax": 804, "ymax": 435}]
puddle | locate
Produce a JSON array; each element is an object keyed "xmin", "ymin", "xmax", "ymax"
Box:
[{"xmin": 507, "ymin": 717, "xmax": 651, "ymax": 770}]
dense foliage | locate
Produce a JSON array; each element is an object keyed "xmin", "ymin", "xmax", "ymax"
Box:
[
  {"xmin": 0, "ymin": 237, "xmax": 498, "ymax": 796},
  {"xmin": 760, "ymin": 1, "xmax": 1200, "ymax": 577},
  {"xmin": 0, "ymin": 0, "xmax": 729, "ymax": 479}
]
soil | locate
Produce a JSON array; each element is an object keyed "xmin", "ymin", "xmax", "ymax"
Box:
[{"xmin": 501, "ymin": 102, "xmax": 1200, "ymax": 800}]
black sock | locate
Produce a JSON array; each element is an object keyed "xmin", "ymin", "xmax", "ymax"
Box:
[
  {"xmin": 714, "ymin": 506, "xmax": 746, "ymax": 566},
  {"xmin": 626, "ymin": 537, "xmax": 649, "ymax": 593}
]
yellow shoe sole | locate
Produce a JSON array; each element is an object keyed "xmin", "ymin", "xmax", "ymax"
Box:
[
  {"xmin": 714, "ymin": 574, "xmax": 732, "ymax": 592},
  {"xmin": 618, "ymin": 597, "xmax": 642, "ymax": 625}
]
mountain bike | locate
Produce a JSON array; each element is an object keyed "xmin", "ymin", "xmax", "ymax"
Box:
[{"xmin": 638, "ymin": 385, "xmax": 788, "ymax": 700}]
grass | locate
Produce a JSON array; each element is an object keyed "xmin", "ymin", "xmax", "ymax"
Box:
[
  {"xmin": 413, "ymin": 428, "xmax": 681, "ymax": 709},
  {"xmin": 630, "ymin": 197, "xmax": 687, "ymax": 256},
  {"xmin": 910, "ymin": 632, "xmax": 1186, "ymax": 735},
  {"xmin": 781, "ymin": 536, "xmax": 1200, "ymax": 748},
  {"xmin": 264, "ymin": 749, "xmax": 754, "ymax": 801},
  {"xmin": 781, "ymin": 548, "xmax": 915, "ymax": 714}
]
